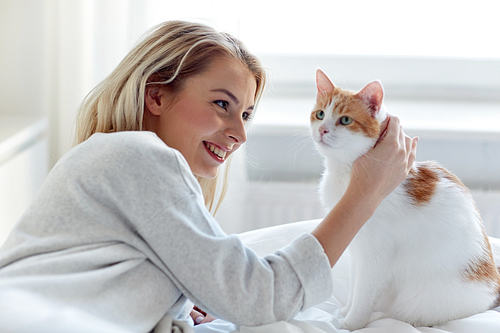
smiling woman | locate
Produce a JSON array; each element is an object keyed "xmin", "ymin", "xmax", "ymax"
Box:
[{"xmin": 75, "ymin": 20, "xmax": 266, "ymax": 213}]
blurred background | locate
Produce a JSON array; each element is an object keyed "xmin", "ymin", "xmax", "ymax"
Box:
[{"xmin": 1, "ymin": 0, "xmax": 499, "ymax": 243}]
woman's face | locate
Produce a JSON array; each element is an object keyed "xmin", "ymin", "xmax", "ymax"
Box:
[{"xmin": 147, "ymin": 56, "xmax": 257, "ymax": 179}]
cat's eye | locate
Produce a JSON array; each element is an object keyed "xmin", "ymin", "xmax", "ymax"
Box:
[
  {"xmin": 315, "ymin": 110, "xmax": 325, "ymax": 120},
  {"xmin": 340, "ymin": 116, "xmax": 353, "ymax": 125}
]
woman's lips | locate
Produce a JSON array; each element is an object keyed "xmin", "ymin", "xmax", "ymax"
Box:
[{"xmin": 204, "ymin": 141, "xmax": 227, "ymax": 162}]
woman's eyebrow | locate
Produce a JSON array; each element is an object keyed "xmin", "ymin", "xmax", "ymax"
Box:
[{"xmin": 210, "ymin": 89, "xmax": 239, "ymax": 105}]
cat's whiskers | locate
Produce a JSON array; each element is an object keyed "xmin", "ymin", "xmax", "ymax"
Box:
[
  {"xmin": 243, "ymin": 145, "xmax": 263, "ymax": 172},
  {"xmin": 287, "ymin": 134, "xmax": 313, "ymax": 165}
]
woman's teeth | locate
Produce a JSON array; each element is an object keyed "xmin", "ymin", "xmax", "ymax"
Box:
[{"xmin": 205, "ymin": 142, "xmax": 227, "ymax": 159}]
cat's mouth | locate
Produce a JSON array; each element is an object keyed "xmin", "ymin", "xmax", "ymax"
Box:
[
  {"xmin": 318, "ymin": 139, "xmax": 329, "ymax": 146},
  {"xmin": 316, "ymin": 136, "xmax": 344, "ymax": 150},
  {"xmin": 317, "ymin": 137, "xmax": 334, "ymax": 148}
]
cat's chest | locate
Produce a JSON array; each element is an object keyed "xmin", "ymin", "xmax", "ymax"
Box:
[{"xmin": 319, "ymin": 168, "xmax": 351, "ymax": 210}]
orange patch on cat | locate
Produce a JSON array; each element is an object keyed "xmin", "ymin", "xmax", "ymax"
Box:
[
  {"xmin": 311, "ymin": 90, "xmax": 336, "ymax": 122},
  {"xmin": 466, "ymin": 257, "xmax": 500, "ymax": 307},
  {"xmin": 343, "ymin": 98, "xmax": 380, "ymax": 139},
  {"xmin": 466, "ymin": 258, "xmax": 500, "ymax": 284},
  {"xmin": 315, "ymin": 89, "xmax": 338, "ymax": 109},
  {"xmin": 404, "ymin": 163, "xmax": 440, "ymax": 206},
  {"xmin": 405, "ymin": 162, "xmax": 468, "ymax": 206},
  {"xmin": 464, "ymin": 236, "xmax": 500, "ymax": 291},
  {"xmin": 461, "ymin": 227, "xmax": 500, "ymax": 293},
  {"xmin": 434, "ymin": 164, "xmax": 467, "ymax": 190}
]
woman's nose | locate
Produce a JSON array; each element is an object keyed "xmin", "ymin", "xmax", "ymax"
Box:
[{"xmin": 225, "ymin": 116, "xmax": 247, "ymax": 144}]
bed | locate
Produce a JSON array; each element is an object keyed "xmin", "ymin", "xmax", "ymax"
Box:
[{"xmin": 195, "ymin": 219, "xmax": 500, "ymax": 333}]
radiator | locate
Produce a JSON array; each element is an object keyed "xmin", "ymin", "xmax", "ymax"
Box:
[
  {"xmin": 242, "ymin": 181, "xmax": 324, "ymax": 231},
  {"xmin": 234, "ymin": 182, "xmax": 500, "ymax": 238}
]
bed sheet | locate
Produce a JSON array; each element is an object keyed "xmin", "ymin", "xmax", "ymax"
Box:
[{"xmin": 195, "ymin": 219, "xmax": 500, "ymax": 333}]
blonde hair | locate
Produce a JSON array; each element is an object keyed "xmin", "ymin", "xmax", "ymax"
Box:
[{"xmin": 74, "ymin": 20, "xmax": 266, "ymax": 214}]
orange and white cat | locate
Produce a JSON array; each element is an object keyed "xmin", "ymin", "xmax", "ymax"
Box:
[{"xmin": 311, "ymin": 69, "xmax": 500, "ymax": 330}]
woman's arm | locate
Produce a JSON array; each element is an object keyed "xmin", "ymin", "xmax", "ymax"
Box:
[{"xmin": 312, "ymin": 115, "xmax": 418, "ymax": 267}]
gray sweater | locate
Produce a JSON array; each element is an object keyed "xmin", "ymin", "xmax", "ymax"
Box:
[{"xmin": 0, "ymin": 131, "xmax": 332, "ymax": 332}]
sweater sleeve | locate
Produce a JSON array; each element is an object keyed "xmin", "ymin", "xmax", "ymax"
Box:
[
  {"xmin": 88, "ymin": 132, "xmax": 333, "ymax": 326},
  {"xmin": 137, "ymin": 194, "xmax": 333, "ymax": 326}
]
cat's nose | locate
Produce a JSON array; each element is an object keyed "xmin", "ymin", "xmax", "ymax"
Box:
[{"xmin": 319, "ymin": 126, "xmax": 329, "ymax": 135}]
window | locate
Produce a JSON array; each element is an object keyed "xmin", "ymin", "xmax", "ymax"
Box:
[
  {"xmin": 145, "ymin": 0, "xmax": 500, "ymax": 58},
  {"xmin": 144, "ymin": 0, "xmax": 500, "ymax": 111},
  {"xmin": 141, "ymin": 1, "xmax": 500, "ymax": 229}
]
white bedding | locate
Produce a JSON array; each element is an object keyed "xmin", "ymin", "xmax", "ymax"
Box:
[{"xmin": 195, "ymin": 219, "xmax": 500, "ymax": 333}]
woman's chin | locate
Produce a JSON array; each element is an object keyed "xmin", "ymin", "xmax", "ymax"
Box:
[{"xmin": 194, "ymin": 167, "xmax": 219, "ymax": 179}]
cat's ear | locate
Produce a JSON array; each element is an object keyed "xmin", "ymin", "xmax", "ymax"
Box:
[
  {"xmin": 316, "ymin": 69, "xmax": 335, "ymax": 96},
  {"xmin": 357, "ymin": 81, "xmax": 384, "ymax": 116}
]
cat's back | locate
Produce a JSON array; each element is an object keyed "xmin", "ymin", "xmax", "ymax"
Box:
[
  {"xmin": 357, "ymin": 160, "xmax": 499, "ymax": 287},
  {"xmin": 376, "ymin": 160, "xmax": 485, "ymax": 249}
]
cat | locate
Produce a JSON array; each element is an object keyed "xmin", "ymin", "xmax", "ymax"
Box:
[{"xmin": 310, "ymin": 69, "xmax": 500, "ymax": 330}]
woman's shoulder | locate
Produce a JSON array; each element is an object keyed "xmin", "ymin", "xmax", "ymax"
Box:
[
  {"xmin": 74, "ymin": 131, "xmax": 178, "ymax": 163},
  {"xmin": 85, "ymin": 131, "xmax": 170, "ymax": 154},
  {"xmin": 57, "ymin": 131, "xmax": 197, "ymax": 190}
]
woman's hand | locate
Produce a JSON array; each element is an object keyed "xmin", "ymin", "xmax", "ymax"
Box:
[
  {"xmin": 190, "ymin": 306, "xmax": 217, "ymax": 325},
  {"xmin": 350, "ymin": 114, "xmax": 418, "ymax": 207}
]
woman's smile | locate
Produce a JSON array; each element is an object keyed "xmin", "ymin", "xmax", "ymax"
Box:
[{"xmin": 204, "ymin": 141, "xmax": 228, "ymax": 161}]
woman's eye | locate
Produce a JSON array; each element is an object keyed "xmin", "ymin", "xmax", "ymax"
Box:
[
  {"xmin": 315, "ymin": 110, "xmax": 325, "ymax": 120},
  {"xmin": 242, "ymin": 112, "xmax": 252, "ymax": 122},
  {"xmin": 340, "ymin": 116, "xmax": 353, "ymax": 125},
  {"xmin": 215, "ymin": 100, "xmax": 229, "ymax": 110}
]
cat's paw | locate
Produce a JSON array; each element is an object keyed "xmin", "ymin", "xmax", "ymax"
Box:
[
  {"xmin": 343, "ymin": 314, "xmax": 368, "ymax": 331},
  {"xmin": 340, "ymin": 306, "xmax": 349, "ymax": 317},
  {"xmin": 337, "ymin": 316, "xmax": 345, "ymax": 329}
]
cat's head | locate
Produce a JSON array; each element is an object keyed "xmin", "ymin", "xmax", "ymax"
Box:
[{"xmin": 311, "ymin": 69, "xmax": 388, "ymax": 164}]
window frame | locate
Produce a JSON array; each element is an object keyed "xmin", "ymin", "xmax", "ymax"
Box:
[{"xmin": 258, "ymin": 54, "xmax": 500, "ymax": 101}]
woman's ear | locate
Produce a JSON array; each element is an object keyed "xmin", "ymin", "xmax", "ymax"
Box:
[{"xmin": 145, "ymin": 86, "xmax": 165, "ymax": 116}]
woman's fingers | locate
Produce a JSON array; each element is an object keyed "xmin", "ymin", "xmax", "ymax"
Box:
[
  {"xmin": 190, "ymin": 307, "xmax": 217, "ymax": 325},
  {"xmin": 374, "ymin": 114, "xmax": 391, "ymax": 147},
  {"xmin": 190, "ymin": 309, "xmax": 205, "ymax": 325},
  {"xmin": 382, "ymin": 114, "xmax": 417, "ymax": 167},
  {"xmin": 396, "ymin": 115, "xmax": 418, "ymax": 171},
  {"xmin": 409, "ymin": 136, "xmax": 418, "ymax": 168}
]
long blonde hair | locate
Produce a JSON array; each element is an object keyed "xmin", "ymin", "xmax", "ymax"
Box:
[{"xmin": 74, "ymin": 20, "xmax": 266, "ymax": 214}]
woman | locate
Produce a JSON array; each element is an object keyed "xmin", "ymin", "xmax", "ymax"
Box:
[{"xmin": 0, "ymin": 21, "xmax": 417, "ymax": 332}]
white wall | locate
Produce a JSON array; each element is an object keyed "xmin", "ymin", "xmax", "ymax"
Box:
[
  {"xmin": 0, "ymin": 1, "xmax": 47, "ymax": 118},
  {"xmin": 43, "ymin": 0, "xmax": 150, "ymax": 165},
  {"xmin": 0, "ymin": 132, "xmax": 48, "ymax": 245},
  {"xmin": 0, "ymin": 0, "xmax": 150, "ymax": 167},
  {"xmin": 0, "ymin": 0, "xmax": 149, "ymax": 242},
  {"xmin": 0, "ymin": 1, "xmax": 50, "ymax": 243}
]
